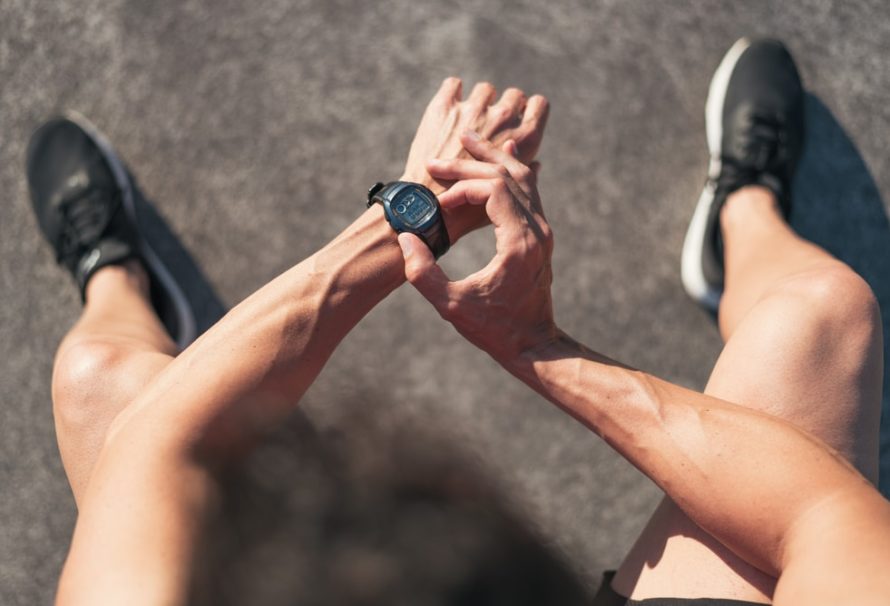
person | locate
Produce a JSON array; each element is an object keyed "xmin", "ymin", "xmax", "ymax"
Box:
[{"xmin": 26, "ymin": 39, "xmax": 889, "ymax": 606}]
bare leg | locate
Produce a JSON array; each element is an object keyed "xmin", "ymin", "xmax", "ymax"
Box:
[
  {"xmin": 52, "ymin": 260, "xmax": 176, "ymax": 504},
  {"xmin": 614, "ymin": 186, "xmax": 883, "ymax": 601}
]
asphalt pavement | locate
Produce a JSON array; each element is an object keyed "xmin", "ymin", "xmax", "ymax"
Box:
[{"xmin": 2, "ymin": 1, "xmax": 890, "ymax": 602}]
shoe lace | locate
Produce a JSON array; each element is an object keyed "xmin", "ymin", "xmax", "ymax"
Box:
[
  {"xmin": 56, "ymin": 185, "xmax": 120, "ymax": 263},
  {"xmin": 718, "ymin": 110, "xmax": 788, "ymax": 193}
]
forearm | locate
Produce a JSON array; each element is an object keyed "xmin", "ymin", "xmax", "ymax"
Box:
[
  {"xmin": 59, "ymin": 206, "xmax": 406, "ymax": 606},
  {"xmin": 107, "ymin": 204, "xmax": 405, "ymax": 453},
  {"xmin": 58, "ymin": 78, "xmax": 551, "ymax": 606},
  {"xmin": 507, "ymin": 331, "xmax": 886, "ymax": 576}
]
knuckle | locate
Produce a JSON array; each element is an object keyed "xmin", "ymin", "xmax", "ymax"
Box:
[
  {"xmin": 524, "ymin": 232, "xmax": 540, "ymax": 253},
  {"xmin": 442, "ymin": 298, "xmax": 462, "ymax": 320},
  {"xmin": 492, "ymin": 177, "xmax": 510, "ymax": 194},
  {"xmin": 404, "ymin": 261, "xmax": 427, "ymax": 284},
  {"xmin": 541, "ymin": 224, "xmax": 555, "ymax": 251},
  {"xmin": 514, "ymin": 164, "xmax": 532, "ymax": 183},
  {"xmin": 404, "ymin": 264, "xmax": 421, "ymax": 283},
  {"xmin": 494, "ymin": 105, "xmax": 512, "ymax": 123}
]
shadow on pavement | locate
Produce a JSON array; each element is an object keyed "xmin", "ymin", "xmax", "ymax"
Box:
[
  {"xmin": 792, "ymin": 93, "xmax": 890, "ymax": 496},
  {"xmin": 193, "ymin": 406, "xmax": 593, "ymax": 605}
]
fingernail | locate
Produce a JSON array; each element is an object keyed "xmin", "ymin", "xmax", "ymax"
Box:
[{"xmin": 463, "ymin": 129, "xmax": 480, "ymax": 141}]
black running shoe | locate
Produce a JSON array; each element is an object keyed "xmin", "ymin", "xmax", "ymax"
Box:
[
  {"xmin": 681, "ymin": 38, "xmax": 805, "ymax": 311},
  {"xmin": 27, "ymin": 113, "xmax": 197, "ymax": 348}
]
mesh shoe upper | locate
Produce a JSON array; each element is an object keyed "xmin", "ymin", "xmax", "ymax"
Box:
[
  {"xmin": 27, "ymin": 118, "xmax": 138, "ymax": 296},
  {"xmin": 717, "ymin": 39, "xmax": 804, "ymax": 213},
  {"xmin": 700, "ymin": 39, "xmax": 805, "ymax": 291}
]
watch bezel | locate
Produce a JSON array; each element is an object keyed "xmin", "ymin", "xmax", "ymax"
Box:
[{"xmin": 374, "ymin": 182, "xmax": 442, "ymax": 234}]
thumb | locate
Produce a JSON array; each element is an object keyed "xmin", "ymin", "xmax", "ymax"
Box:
[
  {"xmin": 397, "ymin": 233, "xmax": 452, "ymax": 311},
  {"xmin": 502, "ymin": 138, "xmax": 519, "ymax": 158}
]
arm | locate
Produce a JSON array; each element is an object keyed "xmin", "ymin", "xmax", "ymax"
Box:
[
  {"xmin": 398, "ymin": 132, "xmax": 890, "ymax": 605},
  {"xmin": 55, "ymin": 79, "xmax": 549, "ymax": 606},
  {"xmin": 57, "ymin": 205, "xmax": 407, "ymax": 606}
]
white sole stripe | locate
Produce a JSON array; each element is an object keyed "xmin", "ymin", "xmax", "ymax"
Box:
[{"xmin": 681, "ymin": 38, "xmax": 751, "ymax": 311}]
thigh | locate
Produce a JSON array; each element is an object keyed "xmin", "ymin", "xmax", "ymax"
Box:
[
  {"xmin": 613, "ymin": 273, "xmax": 883, "ymax": 600},
  {"xmin": 705, "ymin": 282, "xmax": 882, "ymax": 478}
]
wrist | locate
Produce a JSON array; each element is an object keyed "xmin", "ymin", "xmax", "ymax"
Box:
[
  {"xmin": 318, "ymin": 204, "xmax": 406, "ymax": 294},
  {"xmin": 500, "ymin": 329, "xmax": 572, "ymax": 386},
  {"xmin": 370, "ymin": 180, "xmax": 453, "ymax": 256},
  {"xmin": 398, "ymin": 172, "xmax": 443, "ymax": 195}
]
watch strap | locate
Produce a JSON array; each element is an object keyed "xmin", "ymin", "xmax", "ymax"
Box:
[
  {"xmin": 418, "ymin": 218, "xmax": 450, "ymax": 259},
  {"xmin": 366, "ymin": 181, "xmax": 450, "ymax": 259}
]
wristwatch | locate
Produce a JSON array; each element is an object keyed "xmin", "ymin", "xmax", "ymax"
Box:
[{"xmin": 367, "ymin": 181, "xmax": 450, "ymax": 259}]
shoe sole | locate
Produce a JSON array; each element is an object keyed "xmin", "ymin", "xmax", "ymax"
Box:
[
  {"xmin": 680, "ymin": 37, "xmax": 751, "ymax": 312},
  {"xmin": 64, "ymin": 110, "xmax": 198, "ymax": 349}
]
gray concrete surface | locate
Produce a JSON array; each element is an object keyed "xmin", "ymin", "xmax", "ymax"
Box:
[{"xmin": 2, "ymin": 0, "xmax": 890, "ymax": 602}]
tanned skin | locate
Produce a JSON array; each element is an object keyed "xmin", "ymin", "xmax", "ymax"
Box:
[
  {"xmin": 398, "ymin": 132, "xmax": 890, "ymax": 606},
  {"xmin": 54, "ymin": 79, "xmax": 549, "ymax": 605}
]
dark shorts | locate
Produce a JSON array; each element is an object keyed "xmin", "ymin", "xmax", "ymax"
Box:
[{"xmin": 593, "ymin": 571, "xmax": 769, "ymax": 606}]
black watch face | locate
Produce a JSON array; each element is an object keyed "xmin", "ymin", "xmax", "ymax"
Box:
[{"xmin": 391, "ymin": 187, "xmax": 436, "ymax": 228}]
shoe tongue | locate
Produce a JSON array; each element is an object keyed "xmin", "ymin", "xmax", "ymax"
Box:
[
  {"xmin": 54, "ymin": 180, "xmax": 119, "ymax": 265},
  {"xmin": 735, "ymin": 106, "xmax": 786, "ymax": 169},
  {"xmin": 65, "ymin": 188, "xmax": 109, "ymax": 242}
]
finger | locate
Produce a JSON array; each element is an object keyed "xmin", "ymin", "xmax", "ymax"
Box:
[
  {"xmin": 522, "ymin": 94, "xmax": 550, "ymax": 127},
  {"xmin": 422, "ymin": 77, "xmax": 462, "ymax": 119},
  {"xmin": 529, "ymin": 160, "xmax": 542, "ymax": 177},
  {"xmin": 427, "ymin": 158, "xmax": 508, "ymax": 182},
  {"xmin": 398, "ymin": 233, "xmax": 453, "ymax": 312},
  {"xmin": 493, "ymin": 87, "xmax": 527, "ymax": 120},
  {"xmin": 461, "ymin": 130, "xmax": 528, "ymax": 177},
  {"xmin": 511, "ymin": 95, "xmax": 550, "ymax": 162},
  {"xmin": 434, "ymin": 77, "xmax": 462, "ymax": 106},
  {"xmin": 502, "ymin": 139, "xmax": 520, "ymax": 158},
  {"xmin": 437, "ymin": 178, "xmax": 493, "ymax": 209},
  {"xmin": 481, "ymin": 88, "xmax": 527, "ymax": 137},
  {"xmin": 466, "ymin": 82, "xmax": 496, "ymax": 112},
  {"xmin": 438, "ymin": 178, "xmax": 520, "ymax": 231}
]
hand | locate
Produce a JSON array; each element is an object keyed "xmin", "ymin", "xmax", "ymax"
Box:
[
  {"xmin": 401, "ymin": 78, "xmax": 549, "ymax": 242},
  {"xmin": 397, "ymin": 131, "xmax": 557, "ymax": 363}
]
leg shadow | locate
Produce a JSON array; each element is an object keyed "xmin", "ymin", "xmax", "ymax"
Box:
[
  {"xmin": 792, "ymin": 93, "xmax": 890, "ymax": 496},
  {"xmin": 192, "ymin": 400, "xmax": 593, "ymax": 605},
  {"xmin": 129, "ymin": 176, "xmax": 227, "ymax": 335}
]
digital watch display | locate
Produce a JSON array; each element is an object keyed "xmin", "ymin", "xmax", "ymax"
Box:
[
  {"xmin": 392, "ymin": 189, "xmax": 436, "ymax": 228},
  {"xmin": 367, "ymin": 181, "xmax": 450, "ymax": 259}
]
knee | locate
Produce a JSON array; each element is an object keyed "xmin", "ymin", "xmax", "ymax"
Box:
[
  {"xmin": 51, "ymin": 338, "xmax": 130, "ymax": 432},
  {"xmin": 775, "ymin": 265, "xmax": 881, "ymax": 358}
]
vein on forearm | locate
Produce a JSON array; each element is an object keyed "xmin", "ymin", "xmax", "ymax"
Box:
[
  {"xmin": 508, "ymin": 332, "xmax": 884, "ymax": 576},
  {"xmin": 109, "ymin": 206, "xmax": 406, "ymax": 454}
]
